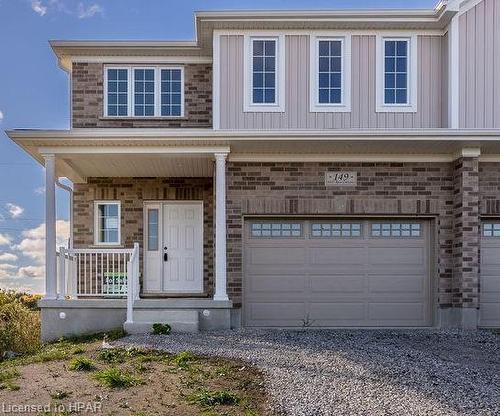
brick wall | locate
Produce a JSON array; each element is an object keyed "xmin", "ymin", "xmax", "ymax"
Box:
[
  {"xmin": 226, "ymin": 161, "xmax": 457, "ymax": 307},
  {"xmin": 72, "ymin": 62, "xmax": 212, "ymax": 128},
  {"xmin": 73, "ymin": 177, "xmax": 214, "ymax": 295}
]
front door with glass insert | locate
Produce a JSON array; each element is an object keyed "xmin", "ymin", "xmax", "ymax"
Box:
[{"xmin": 143, "ymin": 202, "xmax": 204, "ymax": 293}]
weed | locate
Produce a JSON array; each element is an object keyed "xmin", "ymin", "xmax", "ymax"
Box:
[
  {"xmin": 94, "ymin": 367, "xmax": 142, "ymax": 388},
  {"xmin": 173, "ymin": 351, "xmax": 195, "ymax": 369},
  {"xmin": 50, "ymin": 390, "xmax": 71, "ymax": 400},
  {"xmin": 98, "ymin": 348, "xmax": 126, "ymax": 363},
  {"xmin": 188, "ymin": 389, "xmax": 240, "ymax": 407},
  {"xmin": 68, "ymin": 356, "xmax": 95, "ymax": 371},
  {"xmin": 152, "ymin": 323, "xmax": 171, "ymax": 335}
]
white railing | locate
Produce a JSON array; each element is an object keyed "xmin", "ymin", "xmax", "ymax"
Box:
[
  {"xmin": 57, "ymin": 245, "xmax": 138, "ymax": 298},
  {"xmin": 125, "ymin": 243, "xmax": 140, "ymax": 324}
]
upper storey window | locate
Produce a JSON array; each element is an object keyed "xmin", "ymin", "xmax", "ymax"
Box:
[
  {"xmin": 376, "ymin": 35, "xmax": 417, "ymax": 113},
  {"xmin": 244, "ymin": 35, "xmax": 285, "ymax": 112},
  {"xmin": 310, "ymin": 36, "xmax": 351, "ymax": 112},
  {"xmin": 104, "ymin": 66, "xmax": 184, "ymax": 118}
]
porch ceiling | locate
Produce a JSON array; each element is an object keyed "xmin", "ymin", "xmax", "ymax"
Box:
[{"xmin": 61, "ymin": 154, "xmax": 214, "ymax": 180}]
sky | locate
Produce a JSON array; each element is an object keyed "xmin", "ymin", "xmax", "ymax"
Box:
[{"xmin": 0, "ymin": 0, "xmax": 437, "ymax": 293}]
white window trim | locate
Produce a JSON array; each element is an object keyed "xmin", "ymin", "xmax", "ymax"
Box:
[
  {"xmin": 94, "ymin": 201, "xmax": 121, "ymax": 246},
  {"xmin": 376, "ymin": 34, "xmax": 418, "ymax": 113},
  {"xmin": 243, "ymin": 34, "xmax": 285, "ymax": 112},
  {"xmin": 103, "ymin": 65, "xmax": 184, "ymax": 118},
  {"xmin": 309, "ymin": 35, "xmax": 351, "ymax": 113}
]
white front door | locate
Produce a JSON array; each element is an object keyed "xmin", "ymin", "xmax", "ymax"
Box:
[{"xmin": 143, "ymin": 202, "xmax": 204, "ymax": 293}]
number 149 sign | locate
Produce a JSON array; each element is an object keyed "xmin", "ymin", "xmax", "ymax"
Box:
[{"xmin": 325, "ymin": 171, "xmax": 357, "ymax": 187}]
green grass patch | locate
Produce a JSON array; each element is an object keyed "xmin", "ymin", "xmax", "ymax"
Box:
[
  {"xmin": 94, "ymin": 367, "xmax": 142, "ymax": 389},
  {"xmin": 188, "ymin": 389, "xmax": 240, "ymax": 407},
  {"xmin": 0, "ymin": 368, "xmax": 20, "ymax": 390},
  {"xmin": 68, "ymin": 356, "xmax": 95, "ymax": 371},
  {"xmin": 172, "ymin": 351, "xmax": 196, "ymax": 369}
]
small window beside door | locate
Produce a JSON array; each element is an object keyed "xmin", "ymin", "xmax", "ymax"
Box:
[
  {"xmin": 94, "ymin": 201, "xmax": 121, "ymax": 245},
  {"xmin": 147, "ymin": 208, "xmax": 159, "ymax": 250}
]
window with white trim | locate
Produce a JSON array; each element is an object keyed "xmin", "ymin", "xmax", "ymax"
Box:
[
  {"xmin": 94, "ymin": 202, "xmax": 121, "ymax": 245},
  {"xmin": 311, "ymin": 223, "xmax": 361, "ymax": 238},
  {"xmin": 483, "ymin": 223, "xmax": 500, "ymax": 237},
  {"xmin": 147, "ymin": 208, "xmax": 159, "ymax": 250},
  {"xmin": 251, "ymin": 223, "xmax": 302, "ymax": 237},
  {"xmin": 104, "ymin": 66, "xmax": 184, "ymax": 117},
  {"xmin": 376, "ymin": 35, "xmax": 417, "ymax": 113},
  {"xmin": 371, "ymin": 223, "xmax": 421, "ymax": 238},
  {"xmin": 244, "ymin": 35, "xmax": 284, "ymax": 112}
]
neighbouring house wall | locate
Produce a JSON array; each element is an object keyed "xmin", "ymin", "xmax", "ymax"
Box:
[
  {"xmin": 459, "ymin": 0, "xmax": 500, "ymax": 128},
  {"xmin": 219, "ymin": 34, "xmax": 446, "ymax": 129},
  {"xmin": 73, "ymin": 178, "xmax": 215, "ymax": 295},
  {"xmin": 72, "ymin": 63, "xmax": 212, "ymax": 128}
]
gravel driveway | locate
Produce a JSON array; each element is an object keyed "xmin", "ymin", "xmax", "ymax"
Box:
[{"xmin": 118, "ymin": 329, "xmax": 499, "ymax": 416}]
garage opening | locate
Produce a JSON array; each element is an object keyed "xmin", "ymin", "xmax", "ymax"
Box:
[{"xmin": 243, "ymin": 218, "xmax": 433, "ymax": 327}]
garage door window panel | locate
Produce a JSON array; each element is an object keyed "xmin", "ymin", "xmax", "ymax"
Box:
[
  {"xmin": 371, "ymin": 223, "xmax": 421, "ymax": 237},
  {"xmin": 311, "ymin": 223, "xmax": 362, "ymax": 237},
  {"xmin": 251, "ymin": 223, "xmax": 302, "ymax": 237}
]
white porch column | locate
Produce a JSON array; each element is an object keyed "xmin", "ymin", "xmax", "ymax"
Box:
[
  {"xmin": 44, "ymin": 154, "xmax": 57, "ymax": 299},
  {"xmin": 214, "ymin": 152, "xmax": 229, "ymax": 301}
]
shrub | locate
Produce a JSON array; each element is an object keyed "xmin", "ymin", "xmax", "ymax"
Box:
[
  {"xmin": 152, "ymin": 323, "xmax": 171, "ymax": 335},
  {"xmin": 188, "ymin": 389, "xmax": 240, "ymax": 407},
  {"xmin": 0, "ymin": 290, "xmax": 41, "ymax": 356},
  {"xmin": 93, "ymin": 367, "xmax": 142, "ymax": 388},
  {"xmin": 98, "ymin": 349, "xmax": 126, "ymax": 363},
  {"xmin": 68, "ymin": 356, "xmax": 95, "ymax": 371}
]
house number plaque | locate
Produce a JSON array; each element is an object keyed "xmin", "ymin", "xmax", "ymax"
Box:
[{"xmin": 325, "ymin": 171, "xmax": 357, "ymax": 187}]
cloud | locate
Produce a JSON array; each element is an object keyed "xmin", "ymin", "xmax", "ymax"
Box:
[
  {"xmin": 14, "ymin": 220, "xmax": 70, "ymax": 264},
  {"xmin": 17, "ymin": 265, "xmax": 45, "ymax": 279},
  {"xmin": 77, "ymin": 2, "xmax": 102, "ymax": 19},
  {"xmin": 31, "ymin": 0, "xmax": 47, "ymax": 16},
  {"xmin": 0, "ymin": 253, "xmax": 18, "ymax": 262},
  {"xmin": 34, "ymin": 186, "xmax": 45, "ymax": 195},
  {"xmin": 0, "ymin": 263, "xmax": 18, "ymax": 279},
  {"xmin": 0, "ymin": 234, "xmax": 12, "ymax": 246},
  {"xmin": 5, "ymin": 203, "xmax": 24, "ymax": 219},
  {"xmin": 0, "ymin": 110, "xmax": 3, "ymax": 122}
]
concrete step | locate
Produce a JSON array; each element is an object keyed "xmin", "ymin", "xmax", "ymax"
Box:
[{"xmin": 123, "ymin": 308, "xmax": 199, "ymax": 334}]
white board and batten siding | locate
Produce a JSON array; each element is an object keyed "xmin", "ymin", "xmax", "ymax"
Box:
[{"xmin": 219, "ymin": 34, "xmax": 446, "ymax": 130}]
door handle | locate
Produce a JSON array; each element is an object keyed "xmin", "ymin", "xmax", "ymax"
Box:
[{"xmin": 163, "ymin": 247, "xmax": 168, "ymax": 262}]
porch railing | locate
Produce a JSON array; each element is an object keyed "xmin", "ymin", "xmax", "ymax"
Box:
[{"xmin": 57, "ymin": 245, "xmax": 139, "ymax": 298}]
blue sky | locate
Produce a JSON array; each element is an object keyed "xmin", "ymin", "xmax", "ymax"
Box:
[{"xmin": 0, "ymin": 0, "xmax": 436, "ymax": 293}]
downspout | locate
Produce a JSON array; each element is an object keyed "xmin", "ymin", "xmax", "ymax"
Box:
[{"xmin": 56, "ymin": 178, "xmax": 73, "ymax": 249}]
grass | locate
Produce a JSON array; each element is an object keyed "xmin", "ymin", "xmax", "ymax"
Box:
[
  {"xmin": 68, "ymin": 356, "xmax": 96, "ymax": 371},
  {"xmin": 94, "ymin": 367, "xmax": 143, "ymax": 388},
  {"xmin": 173, "ymin": 351, "xmax": 196, "ymax": 369},
  {"xmin": 188, "ymin": 389, "xmax": 241, "ymax": 407}
]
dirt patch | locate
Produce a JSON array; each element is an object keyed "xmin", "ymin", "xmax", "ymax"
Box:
[{"xmin": 0, "ymin": 340, "xmax": 269, "ymax": 415}]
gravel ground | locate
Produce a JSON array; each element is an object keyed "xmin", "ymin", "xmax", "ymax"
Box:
[{"xmin": 116, "ymin": 329, "xmax": 500, "ymax": 416}]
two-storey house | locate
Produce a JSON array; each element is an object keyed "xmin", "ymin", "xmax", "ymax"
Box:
[{"xmin": 7, "ymin": 0, "xmax": 500, "ymax": 340}]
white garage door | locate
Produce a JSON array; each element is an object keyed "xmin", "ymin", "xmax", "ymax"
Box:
[
  {"xmin": 480, "ymin": 222, "xmax": 500, "ymax": 327},
  {"xmin": 243, "ymin": 219, "xmax": 432, "ymax": 327}
]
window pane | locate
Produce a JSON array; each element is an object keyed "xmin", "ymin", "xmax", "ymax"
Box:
[
  {"xmin": 160, "ymin": 69, "xmax": 183, "ymax": 117},
  {"xmin": 371, "ymin": 223, "xmax": 421, "ymax": 237},
  {"xmin": 317, "ymin": 39, "xmax": 343, "ymax": 105},
  {"xmin": 384, "ymin": 39, "xmax": 409, "ymax": 105},
  {"xmin": 148, "ymin": 209, "xmax": 159, "ymax": 251},
  {"xmin": 134, "ymin": 69, "xmax": 155, "ymax": 117},
  {"xmin": 107, "ymin": 69, "xmax": 128, "ymax": 116},
  {"xmin": 252, "ymin": 39, "xmax": 277, "ymax": 104},
  {"xmin": 97, "ymin": 203, "xmax": 119, "ymax": 243},
  {"xmin": 251, "ymin": 223, "xmax": 301, "ymax": 237}
]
